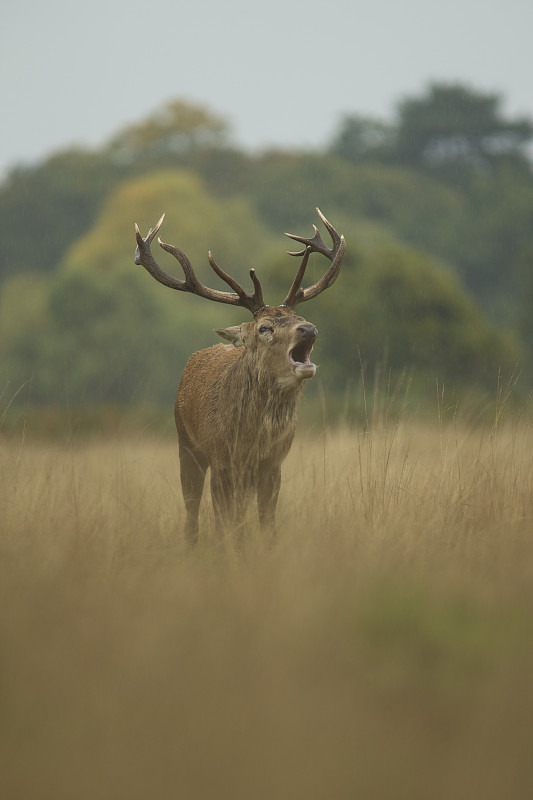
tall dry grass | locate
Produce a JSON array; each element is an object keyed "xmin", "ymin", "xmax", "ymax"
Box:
[{"xmin": 1, "ymin": 413, "xmax": 533, "ymax": 799}]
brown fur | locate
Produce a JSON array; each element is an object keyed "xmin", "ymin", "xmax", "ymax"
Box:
[
  {"xmin": 134, "ymin": 210, "xmax": 345, "ymax": 543},
  {"xmin": 175, "ymin": 307, "xmax": 317, "ymax": 542}
]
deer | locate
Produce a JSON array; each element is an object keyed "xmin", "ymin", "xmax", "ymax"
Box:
[{"xmin": 134, "ymin": 209, "xmax": 345, "ymax": 544}]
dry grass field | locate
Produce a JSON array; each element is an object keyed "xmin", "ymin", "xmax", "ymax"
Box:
[{"xmin": 1, "ymin": 411, "xmax": 533, "ymax": 799}]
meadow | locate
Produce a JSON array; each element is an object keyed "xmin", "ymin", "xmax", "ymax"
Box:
[{"xmin": 1, "ymin": 407, "xmax": 533, "ymax": 799}]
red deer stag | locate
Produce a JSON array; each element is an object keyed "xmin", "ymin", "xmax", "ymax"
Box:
[{"xmin": 134, "ymin": 209, "xmax": 345, "ymax": 543}]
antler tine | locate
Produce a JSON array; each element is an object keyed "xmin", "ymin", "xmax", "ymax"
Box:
[
  {"xmin": 316, "ymin": 207, "xmax": 343, "ymax": 252},
  {"xmin": 284, "ymin": 208, "xmax": 343, "ymax": 259},
  {"xmin": 159, "ymin": 239, "xmax": 203, "ymax": 289},
  {"xmin": 208, "ymin": 253, "xmax": 265, "ymax": 315},
  {"xmin": 208, "ymin": 251, "xmax": 248, "ymax": 299},
  {"xmin": 281, "ymin": 246, "xmax": 312, "ymax": 308},
  {"xmin": 134, "ymin": 216, "xmax": 265, "ymax": 315},
  {"xmin": 135, "ymin": 214, "xmax": 195, "ymax": 291},
  {"xmin": 134, "ymin": 213, "xmax": 165, "ymax": 264},
  {"xmin": 285, "ymin": 225, "xmax": 329, "ymax": 257},
  {"xmin": 281, "ymin": 209, "xmax": 346, "ymax": 309},
  {"xmin": 249, "ymin": 268, "xmax": 265, "ymax": 310}
]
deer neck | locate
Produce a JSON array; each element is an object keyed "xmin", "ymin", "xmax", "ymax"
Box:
[{"xmin": 225, "ymin": 349, "xmax": 303, "ymax": 429}]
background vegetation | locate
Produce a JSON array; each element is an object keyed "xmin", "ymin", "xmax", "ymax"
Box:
[
  {"xmin": 2, "ymin": 85, "xmax": 533, "ymax": 799},
  {"xmin": 2, "ymin": 417, "xmax": 533, "ymax": 799},
  {"xmin": 1, "ymin": 83, "xmax": 532, "ymax": 420}
]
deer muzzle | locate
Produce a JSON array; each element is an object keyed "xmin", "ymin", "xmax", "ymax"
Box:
[{"xmin": 289, "ymin": 324, "xmax": 318, "ymax": 379}]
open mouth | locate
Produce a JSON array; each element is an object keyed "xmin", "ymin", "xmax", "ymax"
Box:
[
  {"xmin": 289, "ymin": 342, "xmax": 316, "ymax": 378},
  {"xmin": 289, "ymin": 341, "xmax": 314, "ymax": 367}
]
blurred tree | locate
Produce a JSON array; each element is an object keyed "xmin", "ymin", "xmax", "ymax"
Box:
[
  {"xmin": 0, "ymin": 267, "xmax": 192, "ymax": 405},
  {"xmin": 327, "ymin": 84, "xmax": 533, "ymax": 331},
  {"xmin": 1, "ymin": 86, "xmax": 531, "ymax": 408},
  {"xmin": 108, "ymin": 99, "xmax": 230, "ymax": 162},
  {"xmin": 106, "ymin": 98, "xmax": 255, "ymax": 200},
  {"xmin": 518, "ymin": 244, "xmax": 533, "ymax": 379},
  {"xmin": 0, "ymin": 150, "xmax": 124, "ymax": 282},
  {"xmin": 187, "ymin": 146, "xmax": 254, "ymax": 198},
  {"xmin": 250, "ymin": 151, "xmax": 362, "ymax": 232},
  {"xmin": 0, "ymin": 99, "xmax": 247, "ymax": 287},
  {"xmin": 265, "ymin": 217, "xmax": 520, "ymax": 395},
  {"xmin": 456, "ymin": 161, "xmax": 533, "ymax": 316},
  {"xmin": 0, "ymin": 169, "xmax": 277, "ymax": 406},
  {"xmin": 394, "ymin": 83, "xmax": 533, "ymax": 173},
  {"xmin": 0, "ymin": 274, "xmax": 50, "ymax": 393},
  {"xmin": 345, "ymin": 243, "xmax": 519, "ymax": 388},
  {"xmin": 337, "ymin": 162, "xmax": 467, "ymax": 259},
  {"xmin": 63, "ymin": 168, "xmax": 276, "ymax": 284},
  {"xmin": 329, "ymin": 114, "xmax": 394, "ymax": 163}
]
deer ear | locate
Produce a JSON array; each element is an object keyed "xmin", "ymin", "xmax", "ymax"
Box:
[{"xmin": 214, "ymin": 325, "xmax": 244, "ymax": 347}]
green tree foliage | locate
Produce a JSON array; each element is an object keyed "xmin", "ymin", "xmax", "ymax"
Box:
[
  {"xmin": 63, "ymin": 168, "xmax": 276, "ymax": 282},
  {"xmin": 0, "ymin": 86, "xmax": 531, "ymax": 410},
  {"xmin": 0, "ymin": 100, "xmax": 252, "ymax": 287},
  {"xmin": 108, "ymin": 99, "xmax": 230, "ymax": 162},
  {"xmin": 394, "ymin": 83, "xmax": 533, "ymax": 173},
  {"xmin": 0, "ymin": 268, "xmax": 181, "ymax": 405},
  {"xmin": 327, "ymin": 85, "xmax": 533, "ymax": 330},
  {"xmin": 518, "ymin": 245, "xmax": 533, "ymax": 366},
  {"xmin": 333, "ymin": 163, "xmax": 468, "ymax": 259},
  {"xmin": 0, "ymin": 275, "xmax": 50, "ymax": 393},
  {"xmin": 329, "ymin": 114, "xmax": 395, "ymax": 163},
  {"xmin": 106, "ymin": 99, "xmax": 254, "ymax": 199},
  {"xmin": 250, "ymin": 151, "xmax": 363, "ymax": 232},
  {"xmin": 251, "ymin": 152, "xmax": 475, "ymax": 300},
  {"xmin": 455, "ymin": 161, "xmax": 533, "ymax": 315},
  {"xmin": 1, "ymin": 170, "xmax": 277, "ymax": 405},
  {"xmin": 264, "ymin": 218, "xmax": 520, "ymax": 396},
  {"xmin": 0, "ymin": 150, "xmax": 124, "ymax": 283},
  {"xmin": 346, "ymin": 243, "xmax": 519, "ymax": 389}
]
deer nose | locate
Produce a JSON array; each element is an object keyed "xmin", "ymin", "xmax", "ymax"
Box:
[{"xmin": 296, "ymin": 324, "xmax": 318, "ymax": 341}]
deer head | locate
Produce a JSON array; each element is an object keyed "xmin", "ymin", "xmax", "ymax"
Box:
[{"xmin": 134, "ymin": 208, "xmax": 345, "ymax": 387}]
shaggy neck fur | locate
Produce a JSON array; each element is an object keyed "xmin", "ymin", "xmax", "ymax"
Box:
[{"xmin": 223, "ymin": 345, "xmax": 304, "ymax": 453}]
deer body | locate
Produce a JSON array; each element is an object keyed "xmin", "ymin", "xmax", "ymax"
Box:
[
  {"xmin": 135, "ymin": 210, "xmax": 345, "ymax": 543},
  {"xmin": 175, "ymin": 307, "xmax": 316, "ymax": 538}
]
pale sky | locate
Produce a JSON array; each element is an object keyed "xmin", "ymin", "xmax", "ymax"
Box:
[{"xmin": 2, "ymin": 0, "xmax": 532, "ymax": 179}]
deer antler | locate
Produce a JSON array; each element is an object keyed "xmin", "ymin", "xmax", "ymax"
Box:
[
  {"xmin": 134, "ymin": 214, "xmax": 265, "ymax": 316},
  {"xmin": 281, "ymin": 209, "xmax": 346, "ymax": 308}
]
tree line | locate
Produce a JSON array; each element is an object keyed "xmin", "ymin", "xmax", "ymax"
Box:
[{"xmin": 0, "ymin": 85, "xmax": 531, "ymax": 416}]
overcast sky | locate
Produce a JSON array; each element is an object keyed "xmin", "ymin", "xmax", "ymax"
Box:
[{"xmin": 2, "ymin": 0, "xmax": 532, "ymax": 179}]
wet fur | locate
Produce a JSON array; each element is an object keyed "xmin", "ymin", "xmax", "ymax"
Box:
[{"xmin": 175, "ymin": 307, "xmax": 313, "ymax": 542}]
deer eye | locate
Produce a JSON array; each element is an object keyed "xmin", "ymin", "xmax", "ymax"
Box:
[{"xmin": 259, "ymin": 325, "xmax": 274, "ymax": 335}]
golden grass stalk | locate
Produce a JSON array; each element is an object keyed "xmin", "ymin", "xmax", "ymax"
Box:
[{"xmin": 1, "ymin": 416, "xmax": 533, "ymax": 799}]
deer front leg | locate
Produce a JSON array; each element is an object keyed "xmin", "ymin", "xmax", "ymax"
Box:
[
  {"xmin": 177, "ymin": 436, "xmax": 208, "ymax": 545},
  {"xmin": 210, "ymin": 466, "xmax": 253, "ymax": 546},
  {"xmin": 210, "ymin": 466, "xmax": 237, "ymax": 539},
  {"xmin": 257, "ymin": 463, "xmax": 282, "ymax": 538}
]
